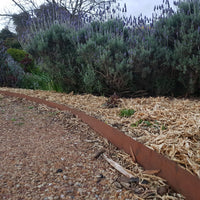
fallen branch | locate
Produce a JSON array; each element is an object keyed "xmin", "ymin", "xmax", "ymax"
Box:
[{"xmin": 102, "ymin": 154, "xmax": 134, "ymax": 178}]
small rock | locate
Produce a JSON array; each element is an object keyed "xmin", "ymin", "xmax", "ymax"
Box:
[
  {"xmin": 97, "ymin": 173, "xmax": 104, "ymax": 178},
  {"xmin": 63, "ymin": 175, "xmax": 68, "ymax": 180},
  {"xmin": 68, "ymin": 180, "xmax": 73, "ymax": 186},
  {"xmin": 37, "ymin": 184, "xmax": 43, "ymax": 188},
  {"xmin": 157, "ymin": 185, "xmax": 169, "ymax": 196},
  {"xmin": 16, "ymin": 184, "xmax": 20, "ymax": 188},
  {"xmin": 77, "ymin": 188, "xmax": 84, "ymax": 195},
  {"xmin": 120, "ymin": 182, "xmax": 130, "ymax": 189},
  {"xmin": 60, "ymin": 194, "xmax": 65, "ymax": 199},
  {"xmin": 134, "ymin": 187, "xmax": 145, "ymax": 194},
  {"xmin": 53, "ymin": 196, "xmax": 59, "ymax": 200},
  {"xmin": 141, "ymin": 179, "xmax": 149, "ymax": 184},
  {"xmin": 66, "ymin": 190, "xmax": 73, "ymax": 194},
  {"xmin": 96, "ymin": 174, "xmax": 105, "ymax": 183},
  {"xmin": 74, "ymin": 182, "xmax": 82, "ymax": 187},
  {"xmin": 56, "ymin": 169, "xmax": 63, "ymax": 173},
  {"xmin": 129, "ymin": 177, "xmax": 139, "ymax": 184},
  {"xmin": 91, "ymin": 187, "xmax": 97, "ymax": 193},
  {"xmin": 114, "ymin": 182, "xmax": 122, "ymax": 189}
]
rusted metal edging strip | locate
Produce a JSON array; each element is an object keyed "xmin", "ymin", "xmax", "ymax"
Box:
[{"xmin": 1, "ymin": 90, "xmax": 200, "ymax": 200}]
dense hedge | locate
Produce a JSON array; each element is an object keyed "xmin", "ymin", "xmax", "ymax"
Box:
[{"xmin": 9, "ymin": 0, "xmax": 200, "ymax": 96}]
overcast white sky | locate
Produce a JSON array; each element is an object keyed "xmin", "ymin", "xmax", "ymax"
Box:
[{"xmin": 0, "ymin": 0, "xmax": 176, "ymax": 31}]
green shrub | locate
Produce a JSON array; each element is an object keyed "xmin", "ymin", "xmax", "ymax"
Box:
[
  {"xmin": 19, "ymin": 3, "xmax": 200, "ymax": 97},
  {"xmin": 7, "ymin": 48, "xmax": 35, "ymax": 73},
  {"xmin": 7, "ymin": 48, "xmax": 27, "ymax": 62},
  {"xmin": 119, "ymin": 109, "xmax": 135, "ymax": 117},
  {"xmin": 0, "ymin": 43, "xmax": 25, "ymax": 87},
  {"xmin": 81, "ymin": 64, "xmax": 102, "ymax": 94},
  {"xmin": 20, "ymin": 72, "xmax": 54, "ymax": 90},
  {"xmin": 77, "ymin": 21, "xmax": 135, "ymax": 96},
  {"xmin": 148, "ymin": 0, "xmax": 200, "ymax": 95},
  {"xmin": 25, "ymin": 24, "xmax": 79, "ymax": 93},
  {"xmin": 4, "ymin": 38, "xmax": 22, "ymax": 49}
]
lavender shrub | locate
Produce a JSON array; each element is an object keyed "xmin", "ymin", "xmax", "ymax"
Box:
[{"xmin": 17, "ymin": 0, "xmax": 200, "ymax": 96}]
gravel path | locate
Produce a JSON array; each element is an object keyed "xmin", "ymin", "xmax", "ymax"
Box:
[{"xmin": 0, "ymin": 96, "xmax": 123, "ymax": 200}]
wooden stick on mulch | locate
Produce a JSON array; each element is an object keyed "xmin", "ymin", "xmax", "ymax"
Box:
[{"xmin": 102, "ymin": 154, "xmax": 134, "ymax": 178}]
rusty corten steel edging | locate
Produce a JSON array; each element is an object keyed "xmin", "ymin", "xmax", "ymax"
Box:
[{"xmin": 1, "ymin": 90, "xmax": 200, "ymax": 200}]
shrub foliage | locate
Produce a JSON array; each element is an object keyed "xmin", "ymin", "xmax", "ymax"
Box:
[
  {"xmin": 2, "ymin": 0, "xmax": 200, "ymax": 97},
  {"xmin": 0, "ymin": 42, "xmax": 24, "ymax": 87}
]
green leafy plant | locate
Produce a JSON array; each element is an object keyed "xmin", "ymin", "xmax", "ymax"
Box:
[
  {"xmin": 131, "ymin": 119, "xmax": 143, "ymax": 127},
  {"xmin": 131, "ymin": 119, "xmax": 167, "ymax": 130},
  {"xmin": 28, "ymin": 106, "xmax": 34, "ymax": 109},
  {"xmin": 7, "ymin": 48, "xmax": 35, "ymax": 73},
  {"xmin": 161, "ymin": 125, "xmax": 167, "ymax": 130},
  {"xmin": 144, "ymin": 120, "xmax": 153, "ymax": 127},
  {"xmin": 16, "ymin": 0, "xmax": 200, "ymax": 97},
  {"xmin": 131, "ymin": 119, "xmax": 152, "ymax": 127},
  {"xmin": 7, "ymin": 48, "xmax": 27, "ymax": 63},
  {"xmin": 119, "ymin": 109, "xmax": 135, "ymax": 117},
  {"xmin": 131, "ymin": 119, "xmax": 153, "ymax": 127},
  {"xmin": 20, "ymin": 72, "xmax": 54, "ymax": 90},
  {"xmin": 25, "ymin": 24, "xmax": 78, "ymax": 93}
]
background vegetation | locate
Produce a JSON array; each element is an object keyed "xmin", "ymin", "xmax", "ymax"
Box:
[{"xmin": 1, "ymin": 0, "xmax": 200, "ymax": 97}]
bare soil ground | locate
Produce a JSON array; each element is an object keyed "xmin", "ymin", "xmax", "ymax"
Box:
[{"xmin": 0, "ymin": 93, "xmax": 184, "ymax": 199}]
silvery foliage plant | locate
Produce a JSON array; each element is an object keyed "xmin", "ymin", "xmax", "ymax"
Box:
[{"xmin": 0, "ymin": 41, "xmax": 24, "ymax": 87}]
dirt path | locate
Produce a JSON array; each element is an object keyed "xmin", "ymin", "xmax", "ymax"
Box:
[{"xmin": 0, "ymin": 95, "xmax": 183, "ymax": 199}]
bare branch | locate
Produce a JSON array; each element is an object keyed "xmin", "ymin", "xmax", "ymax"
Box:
[
  {"xmin": 11, "ymin": 0, "xmax": 28, "ymax": 14},
  {"xmin": 23, "ymin": 0, "xmax": 40, "ymax": 10},
  {"xmin": 0, "ymin": 14, "xmax": 14, "ymax": 17}
]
